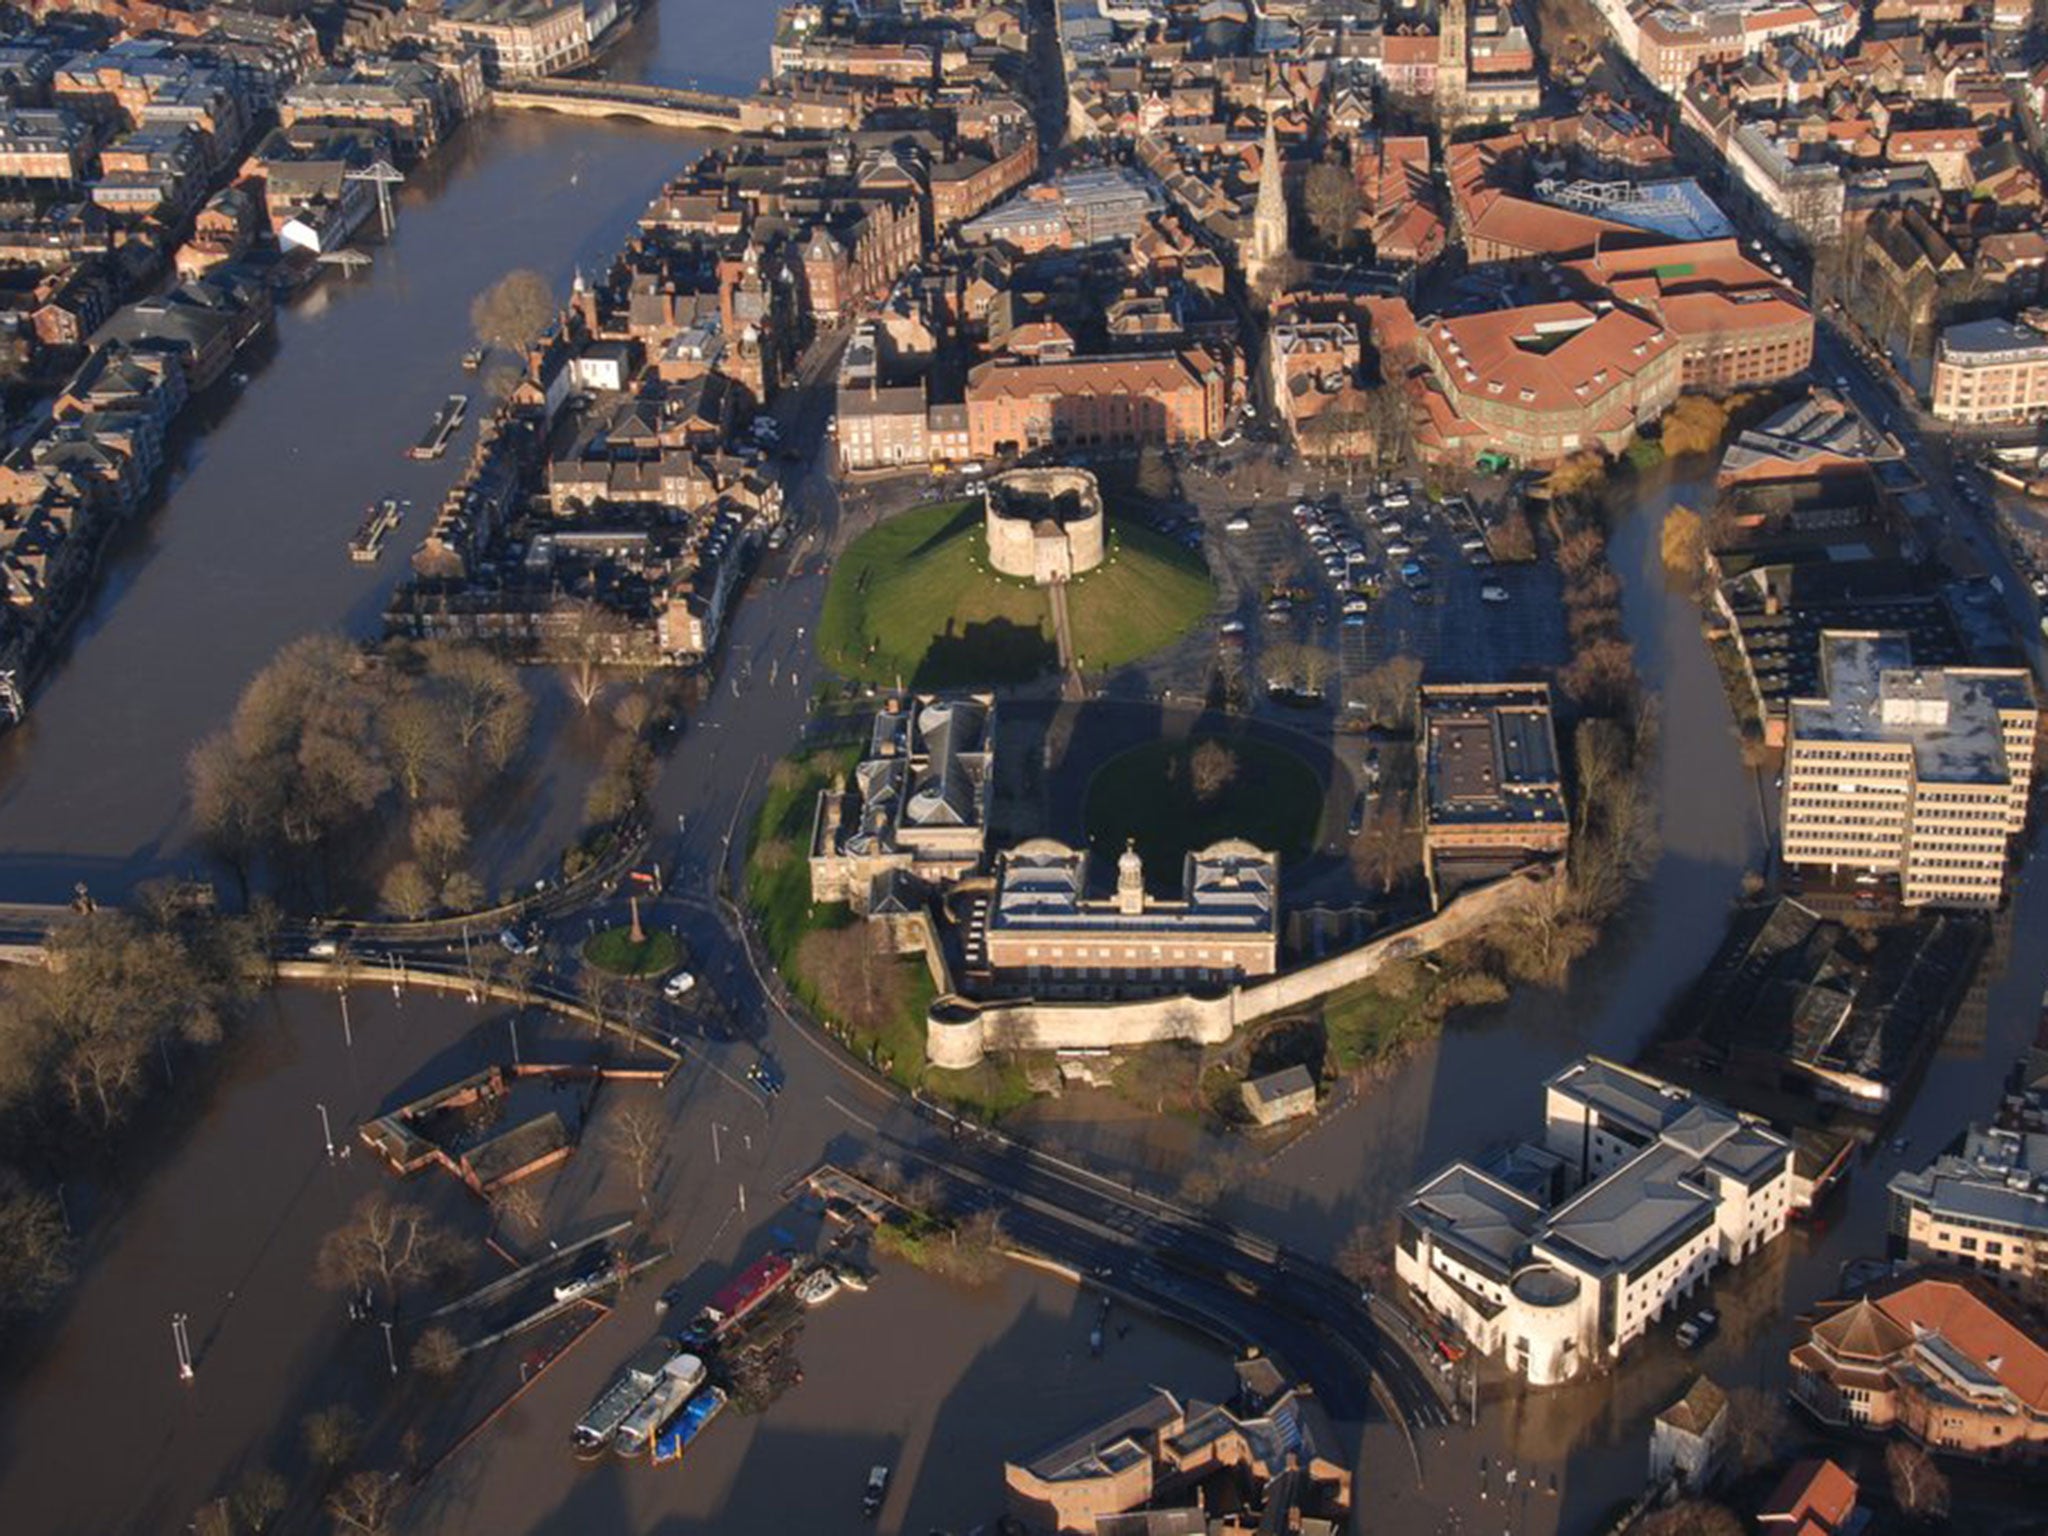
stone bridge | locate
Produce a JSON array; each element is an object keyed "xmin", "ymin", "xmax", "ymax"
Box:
[{"xmin": 490, "ymin": 79, "xmax": 745, "ymax": 132}]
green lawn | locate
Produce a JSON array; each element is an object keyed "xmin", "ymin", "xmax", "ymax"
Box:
[
  {"xmin": 817, "ymin": 499, "xmax": 1212, "ymax": 687},
  {"xmin": 583, "ymin": 927, "xmax": 682, "ymax": 977},
  {"xmin": 1085, "ymin": 734, "xmax": 1323, "ymax": 876}
]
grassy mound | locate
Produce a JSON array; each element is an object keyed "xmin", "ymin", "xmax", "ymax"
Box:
[
  {"xmin": 583, "ymin": 927, "xmax": 682, "ymax": 977},
  {"xmin": 817, "ymin": 499, "xmax": 1212, "ymax": 687},
  {"xmin": 1085, "ymin": 734, "xmax": 1322, "ymax": 875}
]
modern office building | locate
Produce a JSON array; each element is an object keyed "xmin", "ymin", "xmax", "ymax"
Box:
[
  {"xmin": 1888, "ymin": 1125, "xmax": 2048, "ymax": 1304},
  {"xmin": 1397, "ymin": 1058, "xmax": 1794, "ymax": 1384},
  {"xmin": 1780, "ymin": 630, "xmax": 2037, "ymax": 906}
]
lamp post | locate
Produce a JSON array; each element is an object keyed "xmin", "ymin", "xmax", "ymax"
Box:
[
  {"xmin": 317, "ymin": 1101, "xmax": 334, "ymax": 1161},
  {"xmin": 380, "ymin": 1320, "xmax": 398, "ymax": 1377},
  {"xmin": 336, "ymin": 987, "xmax": 353, "ymax": 1049},
  {"xmin": 172, "ymin": 1312, "xmax": 194, "ymax": 1382}
]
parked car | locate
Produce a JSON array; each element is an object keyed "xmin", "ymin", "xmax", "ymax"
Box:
[
  {"xmin": 748, "ymin": 1058, "xmax": 785, "ymax": 1095},
  {"xmin": 1480, "ymin": 581, "xmax": 1510, "ymax": 603},
  {"xmin": 663, "ymin": 970, "xmax": 697, "ymax": 1001},
  {"xmin": 553, "ymin": 1247, "xmax": 615, "ymax": 1303},
  {"xmin": 1347, "ymin": 793, "xmax": 1368, "ymax": 836},
  {"xmin": 1224, "ymin": 514, "xmax": 1252, "ymax": 534},
  {"xmin": 1675, "ymin": 1308, "xmax": 1720, "ymax": 1350},
  {"xmin": 498, "ymin": 927, "xmax": 539, "ymax": 956},
  {"xmin": 862, "ymin": 1465, "xmax": 890, "ymax": 1517}
]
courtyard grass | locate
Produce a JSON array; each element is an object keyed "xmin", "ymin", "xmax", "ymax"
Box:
[
  {"xmin": 1084, "ymin": 734, "xmax": 1323, "ymax": 876},
  {"xmin": 817, "ymin": 498, "xmax": 1213, "ymax": 687}
]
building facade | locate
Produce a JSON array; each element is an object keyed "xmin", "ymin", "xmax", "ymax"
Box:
[
  {"xmin": 1888, "ymin": 1125, "xmax": 2048, "ymax": 1304},
  {"xmin": 975, "ymin": 839, "xmax": 1279, "ymax": 998},
  {"xmin": 1781, "ymin": 631, "xmax": 2037, "ymax": 906},
  {"xmin": 1790, "ymin": 1278, "xmax": 2048, "ymax": 1463},
  {"xmin": 1397, "ymin": 1058, "xmax": 1794, "ymax": 1385},
  {"xmin": 1930, "ymin": 319, "xmax": 2048, "ymax": 427}
]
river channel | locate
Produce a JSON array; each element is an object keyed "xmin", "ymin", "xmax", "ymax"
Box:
[{"xmin": 0, "ymin": 1, "xmax": 782, "ymax": 904}]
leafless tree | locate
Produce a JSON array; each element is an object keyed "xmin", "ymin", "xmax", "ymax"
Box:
[
  {"xmin": 302, "ymin": 1404, "xmax": 363, "ymax": 1477},
  {"xmin": 425, "ymin": 643, "xmax": 530, "ymax": 771},
  {"xmin": 410, "ymin": 1325, "xmax": 464, "ymax": 1380},
  {"xmin": 379, "ymin": 862, "xmax": 436, "ymax": 921},
  {"xmin": 1885, "ymin": 1440, "xmax": 1951, "ymax": 1523},
  {"xmin": 411, "ymin": 805, "xmax": 469, "ymax": 887},
  {"xmin": 327, "ymin": 1470, "xmax": 404, "ymax": 1536},
  {"xmin": 490, "ymin": 1182, "xmax": 545, "ymax": 1242},
  {"xmin": 1302, "ymin": 160, "xmax": 1363, "ymax": 252},
  {"xmin": 1336, "ymin": 1216, "xmax": 1400, "ymax": 1293},
  {"xmin": 1637, "ymin": 1503, "xmax": 1743, "ymax": 1536},
  {"xmin": 314, "ymin": 1193, "xmax": 459, "ymax": 1308},
  {"xmin": 230, "ymin": 1466, "xmax": 286, "ymax": 1533},
  {"xmin": 1724, "ymin": 1384, "xmax": 1792, "ymax": 1475},
  {"xmin": 192, "ymin": 1500, "xmax": 233, "ymax": 1536},
  {"xmin": 1355, "ymin": 654, "xmax": 1424, "ymax": 730},
  {"xmin": 1188, "ymin": 740, "xmax": 1240, "ymax": 802},
  {"xmin": 605, "ymin": 1101, "xmax": 667, "ymax": 1206},
  {"xmin": 470, "ymin": 268, "xmax": 556, "ymax": 354}
]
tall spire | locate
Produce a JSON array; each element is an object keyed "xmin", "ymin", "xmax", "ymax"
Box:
[{"xmin": 1247, "ymin": 107, "xmax": 1288, "ymax": 296}]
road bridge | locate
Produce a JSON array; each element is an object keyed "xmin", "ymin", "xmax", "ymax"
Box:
[{"xmin": 491, "ymin": 79, "xmax": 745, "ymax": 132}]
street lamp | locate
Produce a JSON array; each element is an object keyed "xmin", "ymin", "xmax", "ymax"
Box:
[
  {"xmin": 317, "ymin": 1102, "xmax": 335, "ymax": 1161},
  {"xmin": 381, "ymin": 1320, "xmax": 398, "ymax": 1377},
  {"xmin": 172, "ymin": 1312, "xmax": 194, "ymax": 1381},
  {"xmin": 336, "ymin": 987, "xmax": 353, "ymax": 1049}
]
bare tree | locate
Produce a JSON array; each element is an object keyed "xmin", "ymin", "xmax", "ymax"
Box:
[
  {"xmin": 192, "ymin": 1501, "xmax": 233, "ymax": 1536},
  {"xmin": 470, "ymin": 268, "xmax": 556, "ymax": 354},
  {"xmin": 302, "ymin": 1404, "xmax": 363, "ymax": 1477},
  {"xmin": 230, "ymin": 1466, "xmax": 287, "ymax": 1533},
  {"xmin": 579, "ymin": 966, "xmax": 622, "ymax": 1035},
  {"xmin": 560, "ymin": 599, "xmax": 626, "ymax": 712},
  {"xmin": 411, "ymin": 806, "xmax": 470, "ymax": 888},
  {"xmin": 1336, "ymin": 1216, "xmax": 1400, "ymax": 1293},
  {"xmin": 1188, "ymin": 740, "xmax": 1240, "ymax": 803},
  {"xmin": 1885, "ymin": 1440, "xmax": 1951, "ymax": 1523},
  {"xmin": 1723, "ymin": 1384, "xmax": 1792, "ymax": 1475},
  {"xmin": 1302, "ymin": 160, "xmax": 1363, "ymax": 252},
  {"xmin": 490, "ymin": 1181, "xmax": 545, "ymax": 1242},
  {"xmin": 605, "ymin": 1101, "xmax": 667, "ymax": 1206},
  {"xmin": 327, "ymin": 1470, "xmax": 403, "ymax": 1536},
  {"xmin": 425, "ymin": 644, "xmax": 531, "ymax": 771},
  {"xmin": 410, "ymin": 1325, "xmax": 464, "ymax": 1380},
  {"xmin": 1637, "ymin": 1503, "xmax": 1744, "ymax": 1536},
  {"xmin": 1355, "ymin": 654, "xmax": 1424, "ymax": 730},
  {"xmin": 1351, "ymin": 796, "xmax": 1421, "ymax": 893},
  {"xmin": 314, "ymin": 1194, "xmax": 459, "ymax": 1308},
  {"xmin": 379, "ymin": 862, "xmax": 436, "ymax": 921},
  {"xmin": 380, "ymin": 690, "xmax": 455, "ymax": 803}
]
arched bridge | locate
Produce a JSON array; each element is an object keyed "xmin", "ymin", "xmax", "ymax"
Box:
[{"xmin": 491, "ymin": 78, "xmax": 744, "ymax": 132}]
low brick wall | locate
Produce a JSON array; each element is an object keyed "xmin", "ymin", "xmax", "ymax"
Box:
[{"xmin": 926, "ymin": 866, "xmax": 1554, "ymax": 1069}]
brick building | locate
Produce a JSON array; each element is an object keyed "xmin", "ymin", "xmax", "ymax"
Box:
[{"xmin": 964, "ymin": 350, "xmax": 1225, "ymax": 457}]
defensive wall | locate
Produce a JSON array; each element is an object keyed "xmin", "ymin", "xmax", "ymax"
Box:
[{"xmin": 925, "ymin": 863, "xmax": 1556, "ymax": 1067}]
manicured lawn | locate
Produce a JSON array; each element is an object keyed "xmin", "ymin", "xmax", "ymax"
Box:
[
  {"xmin": 1063, "ymin": 520, "xmax": 1214, "ymax": 675},
  {"xmin": 817, "ymin": 498, "xmax": 1213, "ymax": 687},
  {"xmin": 1084, "ymin": 734, "xmax": 1323, "ymax": 876},
  {"xmin": 583, "ymin": 926, "xmax": 682, "ymax": 977}
]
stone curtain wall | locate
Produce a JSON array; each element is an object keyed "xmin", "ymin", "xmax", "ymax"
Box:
[{"xmin": 926, "ymin": 865, "xmax": 1555, "ymax": 1067}]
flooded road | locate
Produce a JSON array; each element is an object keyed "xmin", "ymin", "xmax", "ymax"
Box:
[{"xmin": 0, "ymin": 2, "xmax": 780, "ymax": 903}]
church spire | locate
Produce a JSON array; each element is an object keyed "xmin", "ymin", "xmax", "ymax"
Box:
[{"xmin": 1247, "ymin": 107, "xmax": 1288, "ymax": 298}]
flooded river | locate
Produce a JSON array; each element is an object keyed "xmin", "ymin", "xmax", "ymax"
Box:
[{"xmin": 0, "ymin": 3, "xmax": 781, "ymax": 903}]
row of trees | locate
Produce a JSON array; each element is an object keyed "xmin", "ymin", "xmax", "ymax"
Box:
[
  {"xmin": 0, "ymin": 903, "xmax": 267, "ymax": 1331},
  {"xmin": 189, "ymin": 637, "xmax": 532, "ymax": 913}
]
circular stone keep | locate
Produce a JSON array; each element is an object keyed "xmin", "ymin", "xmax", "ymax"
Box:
[{"xmin": 984, "ymin": 467, "xmax": 1105, "ymax": 585}]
